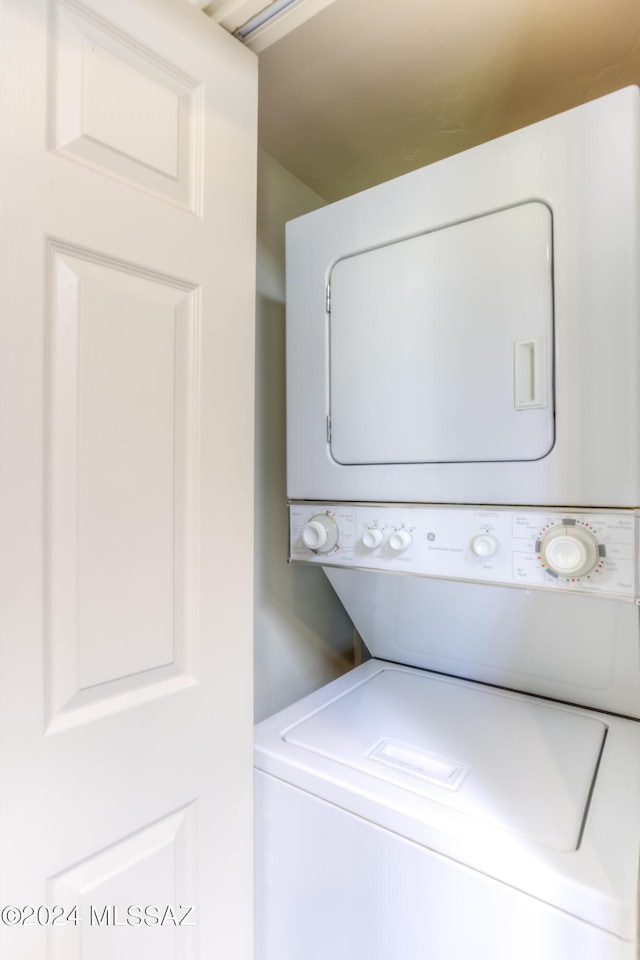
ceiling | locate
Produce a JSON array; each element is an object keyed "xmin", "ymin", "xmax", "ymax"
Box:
[{"xmin": 249, "ymin": 0, "xmax": 640, "ymax": 201}]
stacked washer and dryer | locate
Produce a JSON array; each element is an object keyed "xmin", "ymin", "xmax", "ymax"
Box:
[{"xmin": 255, "ymin": 87, "xmax": 640, "ymax": 959}]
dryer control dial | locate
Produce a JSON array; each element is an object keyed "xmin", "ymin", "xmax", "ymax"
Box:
[
  {"xmin": 536, "ymin": 522, "xmax": 604, "ymax": 580},
  {"xmin": 302, "ymin": 513, "xmax": 339, "ymax": 553},
  {"xmin": 471, "ymin": 534, "xmax": 498, "ymax": 558},
  {"xmin": 362, "ymin": 528, "xmax": 384, "ymax": 549},
  {"xmin": 389, "ymin": 529, "xmax": 412, "ymax": 552}
]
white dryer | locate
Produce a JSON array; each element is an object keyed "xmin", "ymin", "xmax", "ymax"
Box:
[{"xmin": 286, "ymin": 86, "xmax": 640, "ymax": 508}]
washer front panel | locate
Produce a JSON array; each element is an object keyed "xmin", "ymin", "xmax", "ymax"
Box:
[{"xmin": 256, "ymin": 769, "xmax": 636, "ymax": 960}]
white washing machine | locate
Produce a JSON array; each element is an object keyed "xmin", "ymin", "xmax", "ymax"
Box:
[
  {"xmin": 255, "ymin": 505, "xmax": 640, "ymax": 959},
  {"xmin": 256, "ymin": 664, "xmax": 640, "ymax": 960}
]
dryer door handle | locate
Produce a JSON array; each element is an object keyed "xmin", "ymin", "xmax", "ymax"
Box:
[{"xmin": 514, "ymin": 338, "xmax": 547, "ymax": 410}]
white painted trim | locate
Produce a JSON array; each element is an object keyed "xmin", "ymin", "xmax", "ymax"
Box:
[
  {"xmin": 244, "ymin": 0, "xmax": 338, "ymax": 50},
  {"xmin": 202, "ymin": 0, "xmax": 338, "ymax": 49},
  {"xmin": 205, "ymin": 0, "xmax": 268, "ymax": 30}
]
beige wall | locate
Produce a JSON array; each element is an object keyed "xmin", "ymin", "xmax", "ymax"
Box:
[{"xmin": 254, "ymin": 149, "xmax": 354, "ymax": 723}]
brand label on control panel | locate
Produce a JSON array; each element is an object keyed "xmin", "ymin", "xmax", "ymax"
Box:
[{"xmin": 289, "ymin": 503, "xmax": 639, "ymax": 601}]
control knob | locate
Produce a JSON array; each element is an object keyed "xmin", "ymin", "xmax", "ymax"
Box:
[
  {"xmin": 301, "ymin": 513, "xmax": 339, "ymax": 554},
  {"xmin": 389, "ymin": 529, "xmax": 412, "ymax": 552},
  {"xmin": 362, "ymin": 528, "xmax": 384, "ymax": 549},
  {"xmin": 471, "ymin": 534, "xmax": 498, "ymax": 558},
  {"xmin": 537, "ymin": 523, "xmax": 603, "ymax": 579}
]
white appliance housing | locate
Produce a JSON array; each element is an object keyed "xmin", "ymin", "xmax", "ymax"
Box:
[
  {"xmin": 257, "ymin": 87, "xmax": 640, "ymax": 960},
  {"xmin": 256, "ymin": 661, "xmax": 640, "ymax": 960},
  {"xmin": 286, "ymin": 86, "xmax": 640, "ymax": 507}
]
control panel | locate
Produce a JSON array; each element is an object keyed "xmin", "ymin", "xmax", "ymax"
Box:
[{"xmin": 289, "ymin": 503, "xmax": 639, "ymax": 601}]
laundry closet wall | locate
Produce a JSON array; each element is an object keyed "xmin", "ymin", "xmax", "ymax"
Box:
[{"xmin": 254, "ymin": 149, "xmax": 354, "ymax": 722}]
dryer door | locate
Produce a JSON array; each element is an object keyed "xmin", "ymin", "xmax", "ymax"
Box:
[{"xmin": 329, "ymin": 202, "xmax": 554, "ymax": 465}]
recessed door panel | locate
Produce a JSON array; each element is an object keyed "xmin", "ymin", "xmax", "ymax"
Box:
[
  {"xmin": 49, "ymin": 805, "xmax": 196, "ymax": 960},
  {"xmin": 52, "ymin": 0, "xmax": 203, "ymax": 211},
  {"xmin": 46, "ymin": 244, "xmax": 199, "ymax": 729},
  {"xmin": 329, "ymin": 202, "xmax": 554, "ymax": 465}
]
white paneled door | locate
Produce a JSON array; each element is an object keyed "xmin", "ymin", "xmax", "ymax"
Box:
[{"xmin": 0, "ymin": 1, "xmax": 257, "ymax": 957}]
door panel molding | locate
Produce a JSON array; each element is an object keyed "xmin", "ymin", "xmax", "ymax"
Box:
[
  {"xmin": 49, "ymin": 0, "xmax": 204, "ymax": 212},
  {"xmin": 45, "ymin": 240, "xmax": 200, "ymax": 728}
]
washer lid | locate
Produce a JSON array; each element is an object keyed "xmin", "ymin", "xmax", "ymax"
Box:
[{"xmin": 283, "ymin": 667, "xmax": 606, "ymax": 852}]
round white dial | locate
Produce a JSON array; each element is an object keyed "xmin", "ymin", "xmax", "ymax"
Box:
[
  {"xmin": 302, "ymin": 513, "xmax": 339, "ymax": 554},
  {"xmin": 389, "ymin": 529, "xmax": 412, "ymax": 552},
  {"xmin": 537, "ymin": 523, "xmax": 602, "ymax": 579},
  {"xmin": 471, "ymin": 534, "xmax": 498, "ymax": 558},
  {"xmin": 545, "ymin": 537, "xmax": 587, "ymax": 573},
  {"xmin": 362, "ymin": 528, "xmax": 384, "ymax": 549}
]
